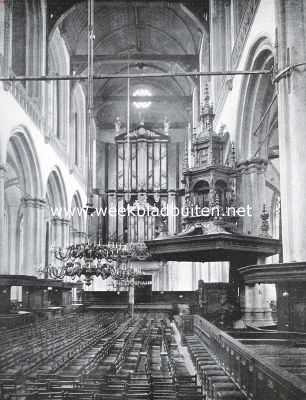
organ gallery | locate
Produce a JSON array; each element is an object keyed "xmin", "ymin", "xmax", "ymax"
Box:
[{"xmin": 0, "ymin": 1, "xmax": 305, "ymax": 399}]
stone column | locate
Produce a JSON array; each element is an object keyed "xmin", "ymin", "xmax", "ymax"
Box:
[
  {"xmin": 22, "ymin": 198, "xmax": 46, "ymax": 276},
  {"xmin": 72, "ymin": 287, "xmax": 78, "ymax": 303},
  {"xmin": 40, "ymin": 0, "xmax": 48, "ymax": 125},
  {"xmin": 276, "ymin": 0, "xmax": 306, "ymax": 261},
  {"xmin": 192, "ymin": 263, "xmax": 199, "ymax": 291},
  {"xmin": 2, "ymin": 0, "xmax": 11, "ymax": 76},
  {"xmin": 262, "ymin": 283, "xmax": 275, "ymax": 323},
  {"xmin": 159, "ymin": 261, "xmax": 169, "ymax": 291},
  {"xmin": 0, "ymin": 2, "xmax": 4, "ymax": 56},
  {"xmin": 243, "ymin": 285, "xmax": 254, "ymax": 324},
  {"xmin": 243, "ymin": 282, "xmax": 275, "ymax": 325},
  {"xmin": 158, "ymin": 261, "xmax": 165, "ymax": 291},
  {"xmin": 36, "ymin": 200, "xmax": 46, "ymax": 272},
  {"xmin": 59, "ymin": 218, "xmax": 70, "ymax": 248},
  {"xmin": 72, "ymin": 230, "xmax": 87, "ymax": 245},
  {"xmin": 8, "ymin": 206, "xmax": 19, "ymax": 274},
  {"xmin": 151, "ymin": 271, "xmax": 159, "ymax": 291},
  {"xmin": 238, "ymin": 160, "xmax": 267, "ymax": 236},
  {"xmin": 251, "ymin": 284, "xmax": 266, "ymax": 324},
  {"xmin": 107, "ymin": 191, "xmax": 117, "ymax": 240},
  {"xmin": 50, "ymin": 217, "xmax": 62, "ymax": 267},
  {"xmin": 224, "ymin": 0, "xmax": 232, "ymax": 69},
  {"xmin": 0, "ymin": 165, "xmax": 7, "ymax": 274},
  {"xmin": 192, "ymin": 87, "xmax": 199, "ymax": 130},
  {"xmin": 167, "ymin": 190, "xmax": 177, "ymax": 235}
]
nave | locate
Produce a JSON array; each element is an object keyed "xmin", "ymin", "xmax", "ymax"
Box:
[{"xmin": 0, "ymin": 311, "xmax": 249, "ymax": 400}]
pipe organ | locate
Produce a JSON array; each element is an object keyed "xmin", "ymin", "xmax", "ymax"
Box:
[{"xmin": 105, "ymin": 124, "xmax": 179, "ymax": 243}]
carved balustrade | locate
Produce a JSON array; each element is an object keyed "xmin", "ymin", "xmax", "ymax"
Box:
[{"xmin": 192, "ymin": 314, "xmax": 306, "ymax": 400}]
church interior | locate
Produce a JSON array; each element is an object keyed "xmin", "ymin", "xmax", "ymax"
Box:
[{"xmin": 0, "ymin": 0, "xmax": 306, "ymax": 399}]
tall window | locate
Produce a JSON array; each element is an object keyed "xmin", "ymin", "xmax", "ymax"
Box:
[
  {"xmin": 11, "ymin": 1, "xmax": 26, "ymax": 83},
  {"xmin": 56, "ymin": 79, "xmax": 61, "ymax": 138},
  {"xmin": 74, "ymin": 112, "xmax": 79, "ymax": 166}
]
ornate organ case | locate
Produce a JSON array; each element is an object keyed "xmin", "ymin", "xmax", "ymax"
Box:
[{"xmin": 104, "ymin": 124, "xmax": 180, "ymax": 243}]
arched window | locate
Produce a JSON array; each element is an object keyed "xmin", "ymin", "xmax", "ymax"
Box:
[
  {"xmin": 11, "ymin": 1, "xmax": 26, "ymax": 79},
  {"xmin": 193, "ymin": 181, "xmax": 210, "ymax": 208},
  {"xmin": 48, "ymin": 28, "xmax": 70, "ymax": 142},
  {"xmin": 74, "ymin": 112, "xmax": 79, "ymax": 166},
  {"xmin": 70, "ymin": 84, "xmax": 86, "ymax": 172},
  {"xmin": 48, "ymin": 69, "xmax": 60, "ymax": 138},
  {"xmin": 11, "ymin": 0, "xmax": 45, "ymax": 96},
  {"xmin": 49, "ymin": 78, "xmax": 60, "ymax": 137},
  {"xmin": 215, "ymin": 180, "xmax": 227, "ymax": 207}
]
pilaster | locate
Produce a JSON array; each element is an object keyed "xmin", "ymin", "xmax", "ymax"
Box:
[
  {"xmin": 0, "ymin": 164, "xmax": 7, "ymax": 274},
  {"xmin": 167, "ymin": 190, "xmax": 177, "ymax": 235},
  {"xmin": 22, "ymin": 197, "xmax": 46, "ymax": 275},
  {"xmin": 237, "ymin": 159, "xmax": 268, "ymax": 235},
  {"xmin": 276, "ymin": 0, "xmax": 306, "ymax": 261}
]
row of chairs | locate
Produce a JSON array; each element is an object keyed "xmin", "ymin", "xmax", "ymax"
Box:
[
  {"xmin": 0, "ymin": 317, "xmax": 117, "ymax": 377},
  {"xmin": 0, "ymin": 314, "xmax": 110, "ymax": 372},
  {"xmin": 24, "ymin": 317, "xmax": 138, "ymax": 398},
  {"xmin": 185, "ymin": 335, "xmax": 246, "ymax": 400},
  {"xmin": 5, "ymin": 313, "xmax": 207, "ymax": 400},
  {"xmin": 28, "ymin": 315, "xmax": 202, "ymax": 399},
  {"xmin": 0, "ymin": 312, "xmax": 127, "ymax": 399}
]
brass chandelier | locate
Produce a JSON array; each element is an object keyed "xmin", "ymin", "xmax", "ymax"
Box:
[
  {"xmin": 44, "ymin": 0, "xmax": 151, "ymax": 289},
  {"xmin": 46, "ymin": 242, "xmax": 150, "ymax": 286}
]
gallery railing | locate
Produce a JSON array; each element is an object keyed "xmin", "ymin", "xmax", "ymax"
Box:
[
  {"xmin": 193, "ymin": 314, "xmax": 306, "ymax": 400},
  {"xmin": 0, "ymin": 64, "xmax": 53, "ymax": 142}
]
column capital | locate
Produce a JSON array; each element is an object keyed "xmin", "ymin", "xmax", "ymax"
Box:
[
  {"xmin": 107, "ymin": 190, "xmax": 117, "ymax": 197},
  {"xmin": 0, "ymin": 163, "xmax": 8, "ymax": 173},
  {"xmin": 72, "ymin": 230, "xmax": 87, "ymax": 238},
  {"xmin": 95, "ymin": 188, "xmax": 105, "ymax": 196},
  {"xmin": 0, "ymin": 164, "xmax": 8, "ymax": 182},
  {"xmin": 52, "ymin": 216, "xmax": 70, "ymax": 225},
  {"xmin": 60, "ymin": 218, "xmax": 71, "ymax": 225},
  {"xmin": 237, "ymin": 158, "xmax": 268, "ymax": 174},
  {"xmin": 22, "ymin": 197, "xmax": 46, "ymax": 209}
]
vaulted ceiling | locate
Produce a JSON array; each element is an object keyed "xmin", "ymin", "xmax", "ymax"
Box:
[{"xmin": 49, "ymin": 0, "xmax": 209, "ymax": 137}]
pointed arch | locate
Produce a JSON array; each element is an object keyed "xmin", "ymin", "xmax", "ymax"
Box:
[
  {"xmin": 4, "ymin": 127, "xmax": 43, "ymax": 275},
  {"xmin": 237, "ymin": 36, "xmax": 275, "ymax": 161},
  {"xmin": 46, "ymin": 167, "xmax": 68, "ymax": 210},
  {"xmin": 70, "ymin": 190, "xmax": 85, "ymax": 234},
  {"xmin": 6, "ymin": 127, "xmax": 43, "ymax": 199},
  {"xmin": 48, "ymin": 27, "xmax": 70, "ymax": 141},
  {"xmin": 70, "ymin": 82, "xmax": 86, "ymax": 172}
]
